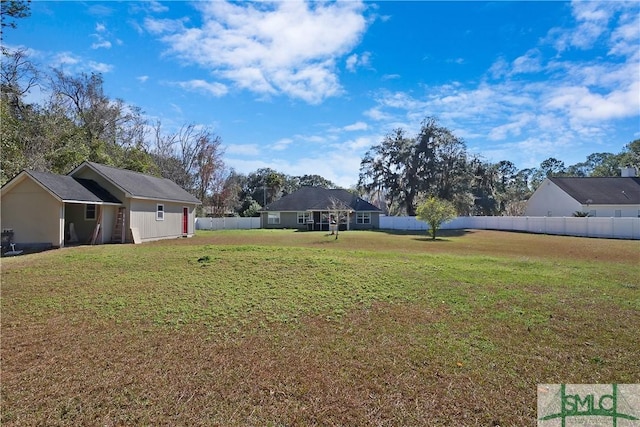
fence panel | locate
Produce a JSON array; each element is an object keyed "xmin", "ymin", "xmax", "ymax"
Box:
[
  {"xmin": 379, "ymin": 215, "xmax": 639, "ymax": 240},
  {"xmin": 196, "ymin": 215, "xmax": 639, "ymax": 239},
  {"xmin": 196, "ymin": 217, "xmax": 261, "ymax": 230}
]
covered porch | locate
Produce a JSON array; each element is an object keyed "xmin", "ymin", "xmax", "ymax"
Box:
[
  {"xmin": 307, "ymin": 209, "xmax": 354, "ymax": 232},
  {"xmin": 63, "ymin": 202, "xmax": 122, "ymax": 246}
]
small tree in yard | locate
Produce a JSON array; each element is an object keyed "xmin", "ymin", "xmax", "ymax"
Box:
[{"xmin": 416, "ymin": 196, "xmax": 457, "ymax": 240}]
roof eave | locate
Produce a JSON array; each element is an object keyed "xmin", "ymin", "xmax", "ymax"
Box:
[{"xmin": 128, "ymin": 194, "xmax": 202, "ymax": 205}]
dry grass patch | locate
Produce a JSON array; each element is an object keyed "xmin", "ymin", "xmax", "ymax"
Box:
[{"xmin": 2, "ymin": 230, "xmax": 639, "ymax": 426}]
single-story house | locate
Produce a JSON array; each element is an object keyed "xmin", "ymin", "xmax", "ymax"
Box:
[
  {"xmin": 525, "ymin": 171, "xmax": 640, "ymax": 218},
  {"xmin": 1, "ymin": 161, "xmax": 201, "ymax": 250},
  {"xmin": 261, "ymin": 186, "xmax": 381, "ymax": 230}
]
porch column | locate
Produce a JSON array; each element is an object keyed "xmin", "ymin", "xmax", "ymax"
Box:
[{"xmin": 59, "ymin": 205, "xmax": 65, "ymax": 248}]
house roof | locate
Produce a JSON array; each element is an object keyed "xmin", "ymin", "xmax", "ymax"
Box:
[
  {"xmin": 75, "ymin": 162, "xmax": 201, "ymax": 204},
  {"xmin": 11, "ymin": 170, "xmax": 121, "ymax": 204},
  {"xmin": 549, "ymin": 177, "xmax": 640, "ymax": 205},
  {"xmin": 264, "ymin": 187, "xmax": 381, "ymax": 212}
]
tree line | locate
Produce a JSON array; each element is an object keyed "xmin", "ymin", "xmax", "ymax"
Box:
[
  {"xmin": 0, "ymin": 47, "xmax": 340, "ymax": 216},
  {"xmin": 2, "ymin": 5, "xmax": 638, "ymax": 217},
  {"xmin": 358, "ymin": 117, "xmax": 639, "ymax": 216}
]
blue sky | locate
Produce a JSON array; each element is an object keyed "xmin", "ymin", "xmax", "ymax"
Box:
[{"xmin": 6, "ymin": 1, "xmax": 640, "ymax": 188}]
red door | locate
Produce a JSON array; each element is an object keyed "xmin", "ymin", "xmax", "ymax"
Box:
[{"xmin": 182, "ymin": 207, "xmax": 189, "ymax": 234}]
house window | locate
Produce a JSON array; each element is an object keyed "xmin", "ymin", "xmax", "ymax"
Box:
[
  {"xmin": 356, "ymin": 212, "xmax": 371, "ymax": 224},
  {"xmin": 320, "ymin": 212, "xmax": 331, "ymax": 225},
  {"xmin": 268, "ymin": 212, "xmax": 280, "ymax": 224},
  {"xmin": 615, "ymin": 210, "xmax": 622, "ymax": 217},
  {"xmin": 156, "ymin": 204, "xmax": 164, "ymax": 221},
  {"xmin": 297, "ymin": 212, "xmax": 310, "ymax": 224},
  {"xmin": 589, "ymin": 210, "xmax": 596, "ymax": 217},
  {"xmin": 85, "ymin": 204, "xmax": 97, "ymax": 220}
]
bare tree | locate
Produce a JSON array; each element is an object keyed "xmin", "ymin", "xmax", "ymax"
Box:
[
  {"xmin": 151, "ymin": 121, "xmax": 226, "ymax": 205},
  {"xmin": 1, "ymin": 48, "xmax": 39, "ymax": 114},
  {"xmin": 327, "ymin": 196, "xmax": 352, "ymax": 239},
  {"xmin": 194, "ymin": 132, "xmax": 225, "ymax": 204}
]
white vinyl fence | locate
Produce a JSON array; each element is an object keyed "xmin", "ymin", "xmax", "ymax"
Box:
[
  {"xmin": 196, "ymin": 215, "xmax": 640, "ymax": 239},
  {"xmin": 196, "ymin": 217, "xmax": 261, "ymax": 230},
  {"xmin": 379, "ymin": 216, "xmax": 640, "ymax": 240}
]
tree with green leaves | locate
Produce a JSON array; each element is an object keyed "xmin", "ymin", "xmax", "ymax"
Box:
[
  {"xmin": 359, "ymin": 117, "xmax": 468, "ymax": 216},
  {"xmin": 416, "ymin": 196, "xmax": 457, "ymax": 240}
]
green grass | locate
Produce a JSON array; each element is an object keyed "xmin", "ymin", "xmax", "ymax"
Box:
[{"xmin": 1, "ymin": 229, "xmax": 639, "ymax": 425}]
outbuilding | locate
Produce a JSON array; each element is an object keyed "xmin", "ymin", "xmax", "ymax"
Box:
[{"xmin": 0, "ymin": 161, "xmax": 201, "ymax": 251}]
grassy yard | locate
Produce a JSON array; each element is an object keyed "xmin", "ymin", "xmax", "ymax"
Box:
[{"xmin": 1, "ymin": 229, "xmax": 639, "ymax": 426}]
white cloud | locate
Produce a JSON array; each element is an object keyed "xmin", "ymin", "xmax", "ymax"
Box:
[
  {"xmin": 346, "ymin": 54, "xmax": 358, "ymax": 72},
  {"xmin": 608, "ymin": 11, "xmax": 640, "ymax": 56},
  {"xmin": 51, "ymin": 51, "xmax": 80, "ymax": 66},
  {"xmin": 272, "ymin": 138, "xmax": 293, "ymax": 151},
  {"xmin": 144, "ymin": 17, "xmax": 189, "ymax": 34},
  {"xmin": 137, "ymin": 75, "xmax": 149, "ymax": 83},
  {"xmin": 48, "ymin": 53, "xmax": 112, "ymax": 74},
  {"xmin": 148, "ymin": 1, "xmax": 169, "ymax": 14},
  {"xmin": 544, "ymin": 81, "xmax": 640, "ymax": 121},
  {"xmin": 488, "ymin": 113, "xmax": 535, "ymax": 141},
  {"xmin": 88, "ymin": 4, "xmax": 114, "ymax": 17},
  {"xmin": 146, "ymin": 0, "xmax": 369, "ymax": 104},
  {"xmin": 544, "ymin": 1, "xmax": 631, "ymax": 52},
  {"xmin": 345, "ymin": 51, "xmax": 371, "ymax": 72},
  {"xmin": 446, "ymin": 57, "xmax": 465, "ymax": 65},
  {"xmin": 96, "ymin": 23, "xmax": 106, "ymax": 32},
  {"xmin": 364, "ymin": 106, "xmax": 393, "ymax": 121},
  {"xmin": 226, "ymin": 144, "xmax": 261, "ymax": 156},
  {"xmin": 334, "ymin": 136, "xmax": 375, "ymax": 152},
  {"xmin": 175, "ymin": 79, "xmax": 228, "ymax": 97},
  {"xmin": 343, "ymin": 121, "xmax": 368, "ymax": 132},
  {"xmin": 511, "ymin": 49, "xmax": 542, "ymax": 75},
  {"xmin": 91, "ymin": 40, "xmax": 112, "ymax": 49},
  {"xmin": 88, "ymin": 61, "xmax": 113, "ymax": 73}
]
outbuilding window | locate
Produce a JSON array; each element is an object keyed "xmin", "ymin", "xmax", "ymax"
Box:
[
  {"xmin": 85, "ymin": 204, "xmax": 97, "ymax": 220},
  {"xmin": 157, "ymin": 204, "xmax": 165, "ymax": 221}
]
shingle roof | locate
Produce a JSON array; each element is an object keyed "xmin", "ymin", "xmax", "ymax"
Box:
[
  {"xmin": 549, "ymin": 177, "xmax": 640, "ymax": 204},
  {"xmin": 25, "ymin": 170, "xmax": 121, "ymax": 203},
  {"xmin": 80, "ymin": 162, "xmax": 201, "ymax": 204},
  {"xmin": 264, "ymin": 187, "xmax": 381, "ymax": 212}
]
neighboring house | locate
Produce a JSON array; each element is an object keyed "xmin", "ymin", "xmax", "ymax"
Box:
[
  {"xmin": 525, "ymin": 171, "xmax": 640, "ymax": 218},
  {"xmin": 261, "ymin": 186, "xmax": 381, "ymax": 230},
  {"xmin": 1, "ymin": 161, "xmax": 201, "ymax": 250}
]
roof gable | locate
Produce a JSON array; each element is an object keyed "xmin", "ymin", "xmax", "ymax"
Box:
[
  {"xmin": 264, "ymin": 187, "xmax": 381, "ymax": 212},
  {"xmin": 72, "ymin": 162, "xmax": 201, "ymax": 204},
  {"xmin": 549, "ymin": 177, "xmax": 640, "ymax": 205}
]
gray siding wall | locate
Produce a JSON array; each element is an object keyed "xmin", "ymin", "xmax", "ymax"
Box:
[
  {"xmin": 129, "ymin": 199, "xmax": 195, "ymax": 242},
  {"xmin": 261, "ymin": 211, "xmax": 301, "ymax": 229}
]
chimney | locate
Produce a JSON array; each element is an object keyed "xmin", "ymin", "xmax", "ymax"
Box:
[{"xmin": 620, "ymin": 166, "xmax": 638, "ymax": 177}]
